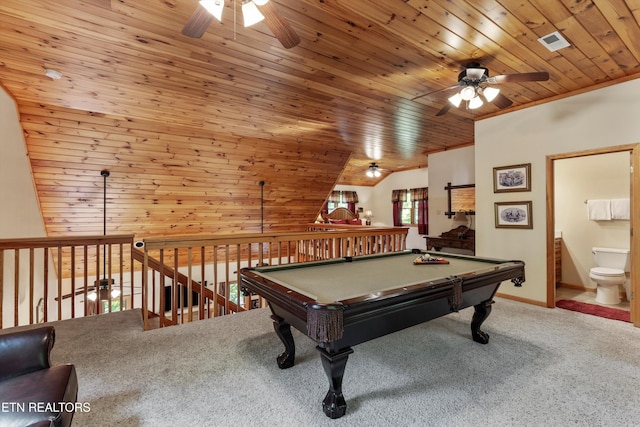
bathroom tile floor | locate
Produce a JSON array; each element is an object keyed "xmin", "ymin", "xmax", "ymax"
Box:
[{"xmin": 555, "ymin": 286, "xmax": 630, "ymax": 311}]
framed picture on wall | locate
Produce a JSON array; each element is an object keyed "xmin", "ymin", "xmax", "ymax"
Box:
[
  {"xmin": 493, "ymin": 163, "xmax": 531, "ymax": 193},
  {"xmin": 495, "ymin": 201, "xmax": 533, "ymax": 229}
]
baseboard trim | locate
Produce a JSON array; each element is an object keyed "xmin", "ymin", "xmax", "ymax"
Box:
[
  {"xmin": 495, "ymin": 292, "xmax": 548, "ymax": 307},
  {"xmin": 558, "ymin": 282, "xmax": 596, "ymax": 292}
]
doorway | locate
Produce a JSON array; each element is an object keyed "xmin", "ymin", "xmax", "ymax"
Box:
[{"xmin": 547, "ymin": 144, "xmax": 639, "ymax": 327}]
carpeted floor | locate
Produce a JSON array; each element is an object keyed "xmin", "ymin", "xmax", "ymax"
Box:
[{"xmin": 3, "ymin": 298, "xmax": 640, "ymax": 426}]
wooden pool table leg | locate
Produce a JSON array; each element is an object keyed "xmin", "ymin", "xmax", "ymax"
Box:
[
  {"xmin": 471, "ymin": 299, "xmax": 494, "ymax": 344},
  {"xmin": 271, "ymin": 315, "xmax": 295, "ymax": 369},
  {"xmin": 317, "ymin": 346, "xmax": 354, "ymax": 419}
]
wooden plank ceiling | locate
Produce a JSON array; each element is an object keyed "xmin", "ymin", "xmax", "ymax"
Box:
[{"xmin": 1, "ymin": 0, "xmax": 639, "ymax": 239}]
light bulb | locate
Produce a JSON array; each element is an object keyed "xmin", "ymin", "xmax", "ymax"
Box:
[{"xmin": 460, "ymin": 86, "xmax": 476, "ymax": 101}]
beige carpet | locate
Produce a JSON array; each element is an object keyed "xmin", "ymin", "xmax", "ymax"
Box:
[{"xmin": 4, "ymin": 298, "xmax": 640, "ymax": 426}]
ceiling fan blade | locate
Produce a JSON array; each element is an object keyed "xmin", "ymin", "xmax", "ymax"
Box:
[
  {"xmin": 491, "ymin": 93, "xmax": 513, "ymax": 109},
  {"xmin": 412, "ymin": 84, "xmax": 460, "ymax": 101},
  {"xmin": 257, "ymin": 1, "xmax": 300, "ymax": 49},
  {"xmin": 56, "ymin": 286, "xmax": 97, "ymax": 301},
  {"xmin": 489, "ymin": 71, "xmax": 549, "ymax": 84},
  {"xmin": 435, "ymin": 103, "xmax": 452, "ymax": 116},
  {"xmin": 182, "ymin": 5, "xmax": 214, "ymax": 38}
]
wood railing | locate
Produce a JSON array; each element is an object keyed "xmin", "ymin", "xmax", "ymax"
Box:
[
  {"xmin": 0, "ymin": 235, "xmax": 135, "ymax": 329},
  {"xmin": 140, "ymin": 226, "xmax": 408, "ymax": 330},
  {"xmin": 1, "ymin": 227, "xmax": 408, "ymax": 330}
]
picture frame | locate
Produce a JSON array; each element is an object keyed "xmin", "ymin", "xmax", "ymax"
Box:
[
  {"xmin": 493, "ymin": 163, "xmax": 531, "ymax": 193},
  {"xmin": 495, "ymin": 201, "xmax": 533, "ymax": 229}
]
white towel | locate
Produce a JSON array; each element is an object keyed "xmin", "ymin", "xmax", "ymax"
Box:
[
  {"xmin": 611, "ymin": 198, "xmax": 630, "ymax": 220},
  {"xmin": 587, "ymin": 199, "xmax": 611, "ymax": 220}
]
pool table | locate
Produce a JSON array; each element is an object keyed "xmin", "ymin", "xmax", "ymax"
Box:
[{"xmin": 240, "ymin": 250, "xmax": 525, "ymax": 419}]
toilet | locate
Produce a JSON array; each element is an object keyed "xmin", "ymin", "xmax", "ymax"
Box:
[{"xmin": 589, "ymin": 247, "xmax": 630, "ymax": 305}]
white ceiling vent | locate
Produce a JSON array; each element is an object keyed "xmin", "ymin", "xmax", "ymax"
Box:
[{"xmin": 538, "ymin": 31, "xmax": 571, "ymax": 52}]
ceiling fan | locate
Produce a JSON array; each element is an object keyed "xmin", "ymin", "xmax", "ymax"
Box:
[
  {"xmin": 182, "ymin": 0, "xmax": 300, "ymax": 49},
  {"xmin": 414, "ymin": 62, "xmax": 549, "ymax": 116},
  {"xmin": 57, "ymin": 170, "xmax": 130, "ymax": 302},
  {"xmin": 365, "ymin": 162, "xmax": 383, "ymax": 178}
]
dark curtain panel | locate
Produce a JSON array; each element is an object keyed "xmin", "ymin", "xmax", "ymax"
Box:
[
  {"xmin": 417, "ymin": 199, "xmax": 428, "ymax": 234},
  {"xmin": 391, "ymin": 189, "xmax": 406, "ymax": 226},
  {"xmin": 411, "ymin": 188, "xmax": 429, "ymax": 235}
]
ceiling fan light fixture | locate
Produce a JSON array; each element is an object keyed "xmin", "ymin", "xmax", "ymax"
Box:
[
  {"xmin": 448, "ymin": 92, "xmax": 462, "ymax": 108},
  {"xmin": 460, "ymin": 86, "xmax": 476, "ymax": 101},
  {"xmin": 366, "ymin": 163, "xmax": 381, "ymax": 178},
  {"xmin": 482, "ymin": 86, "xmax": 500, "ymax": 102},
  {"xmin": 252, "ymin": 0, "xmax": 270, "ymax": 5},
  {"xmin": 199, "ymin": 0, "xmax": 224, "ymax": 21},
  {"xmin": 242, "ymin": 0, "xmax": 265, "ymax": 27},
  {"xmin": 468, "ymin": 96, "xmax": 484, "ymax": 109},
  {"xmin": 88, "ymin": 287, "xmax": 120, "ymax": 302}
]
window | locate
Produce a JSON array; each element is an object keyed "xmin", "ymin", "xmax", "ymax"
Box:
[
  {"xmin": 401, "ymin": 192, "xmax": 419, "ymax": 225},
  {"xmin": 392, "ymin": 188, "xmax": 428, "ymax": 231},
  {"xmin": 100, "ymin": 295, "xmax": 130, "ymax": 313},
  {"xmin": 326, "ymin": 191, "xmax": 359, "ymax": 213}
]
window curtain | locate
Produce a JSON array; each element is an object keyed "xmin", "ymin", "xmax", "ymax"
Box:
[
  {"xmin": 391, "ymin": 189, "xmax": 406, "ymax": 226},
  {"xmin": 325, "ymin": 191, "xmax": 359, "ymax": 213},
  {"xmin": 411, "ymin": 187, "xmax": 429, "ymax": 235},
  {"xmin": 342, "ymin": 191, "xmax": 359, "ymax": 214},
  {"xmin": 323, "ymin": 191, "xmax": 342, "ymax": 213},
  {"xmin": 328, "ymin": 191, "xmax": 342, "ymax": 203}
]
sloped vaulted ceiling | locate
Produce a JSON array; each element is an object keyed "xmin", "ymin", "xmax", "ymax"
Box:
[{"xmin": 1, "ymin": 0, "xmax": 639, "ymax": 239}]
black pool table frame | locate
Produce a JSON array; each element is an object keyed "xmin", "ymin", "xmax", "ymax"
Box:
[{"xmin": 240, "ymin": 250, "xmax": 525, "ymax": 419}]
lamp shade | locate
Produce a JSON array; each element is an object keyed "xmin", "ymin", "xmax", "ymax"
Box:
[
  {"xmin": 468, "ymin": 96, "xmax": 483, "ymax": 109},
  {"xmin": 448, "ymin": 92, "xmax": 462, "ymax": 108},
  {"xmin": 483, "ymin": 86, "xmax": 500, "ymax": 102},
  {"xmin": 199, "ymin": 0, "xmax": 224, "ymax": 21},
  {"xmin": 242, "ymin": 0, "xmax": 265, "ymax": 27}
]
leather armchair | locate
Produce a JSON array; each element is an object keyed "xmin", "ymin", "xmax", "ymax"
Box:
[{"xmin": 0, "ymin": 326, "xmax": 78, "ymax": 427}]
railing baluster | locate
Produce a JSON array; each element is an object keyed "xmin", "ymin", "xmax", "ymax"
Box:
[
  {"xmin": 14, "ymin": 250, "xmax": 19, "ymax": 326},
  {"xmin": 29, "ymin": 248, "xmax": 35, "ymax": 324}
]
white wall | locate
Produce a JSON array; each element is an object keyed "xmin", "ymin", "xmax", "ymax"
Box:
[
  {"xmin": 0, "ymin": 87, "xmax": 46, "ymax": 238},
  {"xmin": 1, "ymin": 86, "xmax": 48, "ymax": 327},
  {"xmin": 555, "ymin": 152, "xmax": 630, "ymax": 289},
  {"xmin": 475, "ymin": 78, "xmax": 640, "ymax": 303}
]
